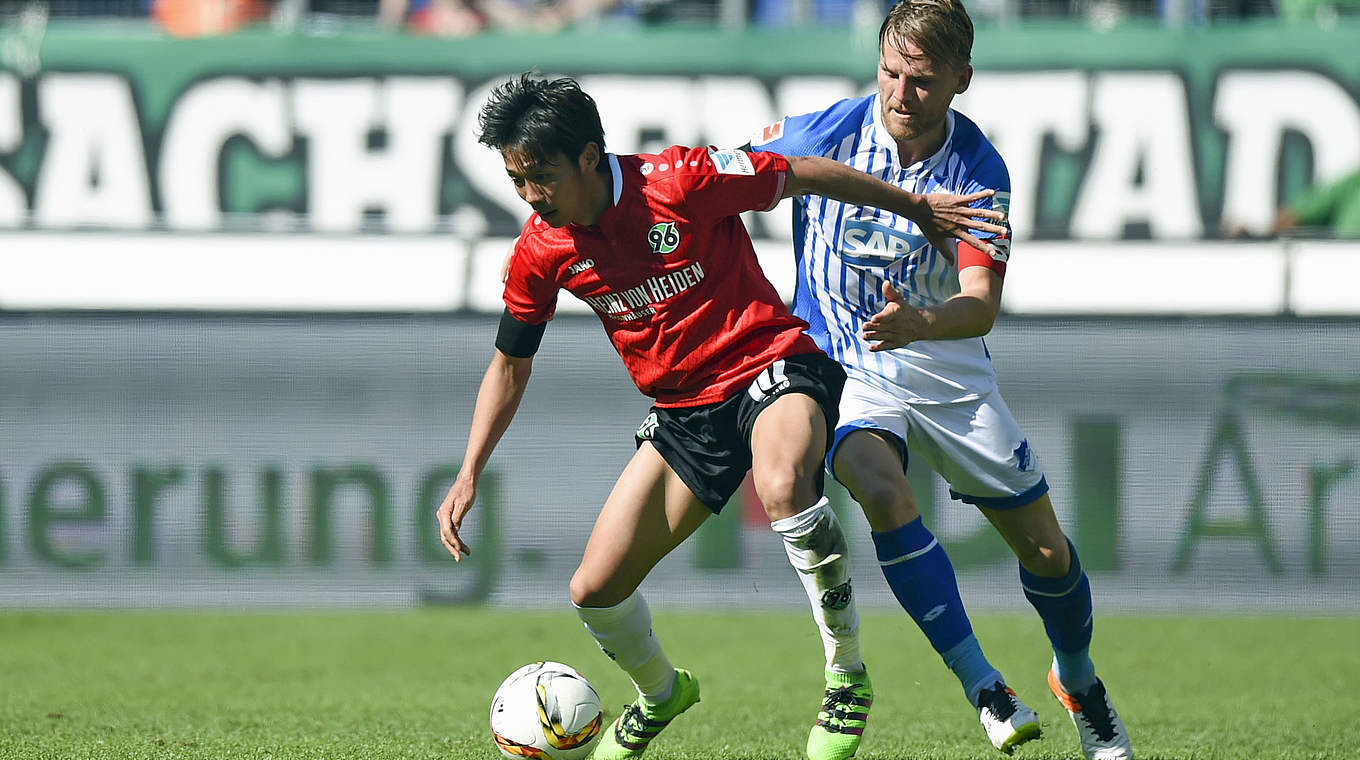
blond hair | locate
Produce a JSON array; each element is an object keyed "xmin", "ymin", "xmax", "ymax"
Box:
[{"xmin": 878, "ymin": 0, "xmax": 974, "ymax": 71}]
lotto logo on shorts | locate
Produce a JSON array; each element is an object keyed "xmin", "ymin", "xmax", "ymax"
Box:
[{"xmin": 636, "ymin": 412, "xmax": 660, "ymax": 440}]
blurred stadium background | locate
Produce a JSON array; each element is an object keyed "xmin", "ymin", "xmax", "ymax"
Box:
[{"xmin": 0, "ymin": 0, "xmax": 1357, "ymax": 621}]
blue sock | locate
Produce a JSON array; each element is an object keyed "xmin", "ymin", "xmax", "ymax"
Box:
[
  {"xmin": 942, "ymin": 635, "xmax": 1004, "ymax": 706},
  {"xmin": 1019, "ymin": 538, "xmax": 1097, "ymax": 692},
  {"xmin": 874, "ymin": 518, "xmax": 1000, "ymax": 702}
]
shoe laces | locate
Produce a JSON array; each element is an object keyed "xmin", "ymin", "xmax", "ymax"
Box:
[
  {"xmin": 977, "ymin": 682, "xmax": 1019, "ymax": 722},
  {"xmin": 618, "ymin": 703, "xmax": 652, "ymax": 738},
  {"xmin": 820, "ymin": 684, "xmax": 868, "ymax": 723},
  {"xmin": 1075, "ymin": 682, "xmax": 1119, "ymax": 743}
]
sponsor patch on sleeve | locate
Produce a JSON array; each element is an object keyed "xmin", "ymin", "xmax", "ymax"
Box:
[
  {"xmin": 750, "ymin": 119, "xmax": 784, "ymax": 147},
  {"xmin": 706, "ymin": 147, "xmax": 755, "ymax": 176},
  {"xmin": 988, "ymin": 233, "xmax": 1011, "ymax": 262},
  {"xmin": 992, "ymin": 190, "xmax": 1011, "ymax": 216},
  {"xmin": 988, "ymin": 190, "xmax": 1012, "ymax": 262}
]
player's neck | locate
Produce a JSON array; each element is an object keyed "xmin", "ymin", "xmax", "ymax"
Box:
[
  {"xmin": 895, "ymin": 123, "xmax": 948, "ymax": 169},
  {"xmin": 576, "ymin": 163, "xmax": 613, "ymax": 227}
]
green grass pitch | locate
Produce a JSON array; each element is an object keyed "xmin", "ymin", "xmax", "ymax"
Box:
[{"xmin": 1, "ymin": 609, "xmax": 1355, "ymax": 759}]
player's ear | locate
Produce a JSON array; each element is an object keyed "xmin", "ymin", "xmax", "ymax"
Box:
[
  {"xmin": 579, "ymin": 142, "xmax": 601, "ymax": 172},
  {"xmin": 955, "ymin": 64, "xmax": 974, "ymax": 95}
]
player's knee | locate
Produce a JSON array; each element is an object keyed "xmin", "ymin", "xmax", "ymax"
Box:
[
  {"xmin": 1014, "ymin": 535, "xmax": 1071, "ymax": 577},
  {"xmin": 752, "ymin": 466, "xmax": 816, "ymax": 519},
  {"xmin": 569, "ymin": 568, "xmax": 623, "ymax": 609},
  {"xmin": 848, "ymin": 476, "xmax": 917, "ymax": 530}
]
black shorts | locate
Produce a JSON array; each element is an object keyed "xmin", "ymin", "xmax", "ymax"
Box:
[{"xmin": 633, "ymin": 352, "xmax": 846, "ymax": 512}]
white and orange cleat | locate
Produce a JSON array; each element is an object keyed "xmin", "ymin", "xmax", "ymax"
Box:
[{"xmin": 1047, "ymin": 668, "xmax": 1132, "ymax": 760}]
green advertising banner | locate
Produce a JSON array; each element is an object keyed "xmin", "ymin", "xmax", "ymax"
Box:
[
  {"xmin": 1, "ymin": 23, "xmax": 1357, "ymax": 240},
  {"xmin": 1, "ymin": 314, "xmax": 1357, "ymax": 610}
]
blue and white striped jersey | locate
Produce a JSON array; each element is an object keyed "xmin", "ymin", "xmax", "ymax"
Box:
[{"xmin": 751, "ymin": 94, "xmax": 1012, "ymax": 405}]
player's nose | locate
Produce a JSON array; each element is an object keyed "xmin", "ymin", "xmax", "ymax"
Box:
[{"xmin": 521, "ymin": 183, "xmax": 545, "ymax": 204}]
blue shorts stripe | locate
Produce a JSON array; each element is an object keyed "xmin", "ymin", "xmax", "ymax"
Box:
[
  {"xmin": 826, "ymin": 420, "xmax": 907, "ymax": 483},
  {"xmin": 951, "ymin": 476, "xmax": 1049, "ymax": 510}
]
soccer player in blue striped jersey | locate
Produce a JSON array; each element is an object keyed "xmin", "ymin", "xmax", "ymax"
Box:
[{"xmin": 747, "ymin": 1, "xmax": 1133, "ymax": 758}]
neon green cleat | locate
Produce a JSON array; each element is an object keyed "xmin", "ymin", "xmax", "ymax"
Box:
[
  {"xmin": 807, "ymin": 667, "xmax": 873, "ymax": 760},
  {"xmin": 590, "ymin": 669, "xmax": 700, "ymax": 760}
]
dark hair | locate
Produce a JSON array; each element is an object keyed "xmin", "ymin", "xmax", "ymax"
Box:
[
  {"xmin": 878, "ymin": 0, "xmax": 974, "ymax": 72},
  {"xmin": 477, "ymin": 73, "xmax": 606, "ymax": 166}
]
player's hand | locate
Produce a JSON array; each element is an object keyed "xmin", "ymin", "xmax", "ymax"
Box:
[
  {"xmin": 862, "ymin": 281, "xmax": 930, "ymax": 351},
  {"xmin": 918, "ymin": 189, "xmax": 1006, "ymax": 256},
  {"xmin": 435, "ymin": 476, "xmax": 476, "ymax": 561}
]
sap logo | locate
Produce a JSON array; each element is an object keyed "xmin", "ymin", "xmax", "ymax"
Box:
[
  {"xmin": 840, "ymin": 220, "xmax": 927, "ymax": 266},
  {"xmin": 566, "ymin": 259, "xmax": 595, "ymax": 276},
  {"xmin": 707, "ymin": 147, "xmax": 754, "ymax": 176}
]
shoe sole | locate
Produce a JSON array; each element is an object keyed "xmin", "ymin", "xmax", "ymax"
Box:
[{"xmin": 999, "ymin": 721, "xmax": 1042, "ymax": 754}]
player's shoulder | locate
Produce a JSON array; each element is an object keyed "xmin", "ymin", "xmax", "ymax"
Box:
[
  {"xmin": 947, "ymin": 109, "xmax": 1009, "ymax": 187},
  {"xmin": 513, "ymin": 214, "xmax": 572, "ymax": 265},
  {"xmin": 631, "ymin": 145, "xmax": 708, "ymax": 180},
  {"xmin": 751, "ymin": 94, "xmax": 875, "ymax": 156},
  {"xmin": 634, "ymin": 144, "xmax": 774, "ymax": 185}
]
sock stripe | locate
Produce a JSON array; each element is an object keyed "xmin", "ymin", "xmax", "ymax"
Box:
[
  {"xmin": 877, "ymin": 537, "xmax": 939, "ymax": 567},
  {"xmin": 1020, "ymin": 573, "xmax": 1086, "ymax": 598}
]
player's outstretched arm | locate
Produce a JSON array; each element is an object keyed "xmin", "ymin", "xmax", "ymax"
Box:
[
  {"xmin": 437, "ymin": 349, "xmax": 534, "ymax": 561},
  {"xmin": 862, "ymin": 266, "xmax": 1003, "ymax": 350},
  {"xmin": 781, "ymin": 154, "xmax": 1005, "ymax": 253}
]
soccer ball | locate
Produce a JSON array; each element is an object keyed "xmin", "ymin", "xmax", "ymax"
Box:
[{"xmin": 489, "ymin": 661, "xmax": 604, "ymax": 760}]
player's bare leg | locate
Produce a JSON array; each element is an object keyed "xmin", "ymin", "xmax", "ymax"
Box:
[
  {"xmin": 571, "ymin": 443, "xmax": 707, "ymax": 759},
  {"xmin": 751, "ymin": 393, "xmax": 871, "ymax": 760},
  {"xmin": 982, "ymin": 495, "xmax": 1132, "ymax": 759},
  {"xmin": 836, "ymin": 429, "xmax": 1038, "ymax": 754}
]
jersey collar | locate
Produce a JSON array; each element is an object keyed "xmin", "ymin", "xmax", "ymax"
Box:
[{"xmin": 870, "ymin": 93, "xmax": 956, "ymax": 176}]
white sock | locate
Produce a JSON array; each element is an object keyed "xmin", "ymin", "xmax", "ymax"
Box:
[
  {"xmin": 771, "ymin": 497, "xmax": 863, "ymax": 673},
  {"xmin": 575, "ymin": 591, "xmax": 676, "ymax": 703}
]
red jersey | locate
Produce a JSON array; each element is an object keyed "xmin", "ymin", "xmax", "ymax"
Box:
[{"xmin": 503, "ymin": 145, "xmax": 818, "ymax": 407}]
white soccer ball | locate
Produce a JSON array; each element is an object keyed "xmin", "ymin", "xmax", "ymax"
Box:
[{"xmin": 489, "ymin": 661, "xmax": 604, "ymax": 760}]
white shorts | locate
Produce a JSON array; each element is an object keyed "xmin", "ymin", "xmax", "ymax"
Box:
[{"xmin": 827, "ymin": 375, "xmax": 1048, "ymax": 509}]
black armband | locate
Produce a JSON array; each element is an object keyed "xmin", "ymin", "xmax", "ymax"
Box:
[{"xmin": 495, "ymin": 308, "xmax": 546, "ymax": 358}]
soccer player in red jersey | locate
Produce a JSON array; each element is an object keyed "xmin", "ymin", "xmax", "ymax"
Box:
[{"xmin": 435, "ymin": 74, "xmax": 1005, "ymax": 760}]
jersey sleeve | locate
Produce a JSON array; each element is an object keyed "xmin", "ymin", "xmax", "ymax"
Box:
[
  {"xmin": 747, "ymin": 97, "xmax": 868, "ymax": 159},
  {"xmin": 667, "ymin": 145, "xmax": 790, "ymax": 220},
  {"xmin": 956, "ymin": 151, "xmax": 1013, "ymax": 276},
  {"xmin": 502, "ymin": 233, "xmax": 560, "ymax": 325}
]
